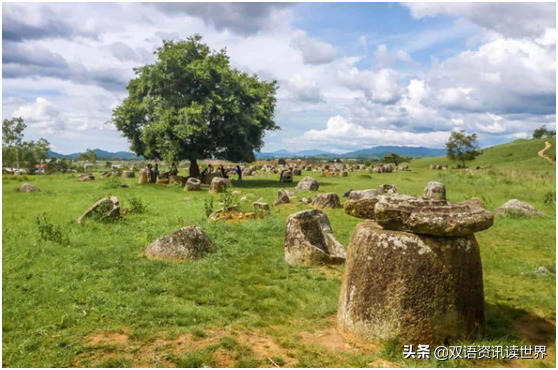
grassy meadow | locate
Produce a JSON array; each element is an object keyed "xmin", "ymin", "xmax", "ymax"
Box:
[{"xmin": 2, "ymin": 140, "xmax": 556, "ymax": 368}]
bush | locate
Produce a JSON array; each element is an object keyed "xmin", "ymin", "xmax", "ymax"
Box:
[
  {"xmin": 126, "ymin": 194, "xmax": 148, "ymax": 214},
  {"xmin": 103, "ymin": 177, "xmax": 122, "ymax": 189},
  {"xmin": 219, "ymin": 188, "xmax": 239, "ymax": 210},
  {"xmin": 35, "ymin": 213, "xmax": 69, "ymax": 245},
  {"xmin": 543, "ymin": 191, "xmax": 556, "ymax": 205},
  {"xmin": 204, "ymin": 197, "xmax": 214, "ymax": 217}
]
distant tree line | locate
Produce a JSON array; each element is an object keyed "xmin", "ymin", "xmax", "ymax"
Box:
[{"xmin": 2, "ymin": 118, "xmax": 51, "ymax": 173}]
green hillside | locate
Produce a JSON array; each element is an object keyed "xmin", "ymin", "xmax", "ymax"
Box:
[{"xmin": 412, "ymin": 138, "xmax": 556, "ymax": 172}]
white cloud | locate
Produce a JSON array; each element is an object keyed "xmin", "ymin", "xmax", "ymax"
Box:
[
  {"xmin": 12, "ymin": 98, "xmax": 67, "ymax": 134},
  {"xmin": 142, "ymin": 3, "xmax": 294, "ymax": 36},
  {"xmin": 404, "ymin": 3, "xmax": 556, "ymax": 39},
  {"xmin": 286, "ymin": 74, "xmax": 325, "ymax": 104},
  {"xmin": 291, "ymin": 30, "xmax": 337, "ymax": 65},
  {"xmin": 374, "ymin": 44, "xmax": 417, "ymax": 68},
  {"xmin": 427, "ymin": 37, "xmax": 556, "ymax": 115},
  {"xmin": 340, "ymin": 67, "xmax": 405, "ymax": 104},
  {"xmin": 297, "ymin": 115, "xmax": 450, "ymax": 148},
  {"xmin": 106, "ymin": 42, "xmax": 153, "ymax": 63}
]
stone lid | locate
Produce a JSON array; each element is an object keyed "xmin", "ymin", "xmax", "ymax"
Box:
[{"xmin": 374, "ymin": 193, "xmax": 493, "ymax": 236}]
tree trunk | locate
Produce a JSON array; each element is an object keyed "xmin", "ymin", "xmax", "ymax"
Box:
[
  {"xmin": 189, "ymin": 159, "xmax": 200, "ymax": 177},
  {"xmin": 16, "ymin": 147, "xmax": 20, "ymax": 171},
  {"xmin": 461, "ymin": 158, "xmax": 466, "ymax": 167}
]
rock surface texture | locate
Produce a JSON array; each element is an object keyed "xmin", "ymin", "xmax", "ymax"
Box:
[
  {"xmin": 138, "ymin": 170, "xmax": 148, "ymax": 184},
  {"xmin": 209, "ymin": 177, "xmax": 229, "ymax": 194},
  {"xmin": 374, "ymin": 194, "xmax": 493, "ymax": 236},
  {"xmin": 145, "ymin": 226, "xmax": 215, "ymax": 261},
  {"xmin": 274, "ymin": 190, "xmax": 291, "ymax": 205},
  {"xmin": 78, "ymin": 173, "xmax": 95, "ymax": 181},
  {"xmin": 18, "ymin": 183, "xmax": 39, "ymax": 192},
  {"xmin": 285, "ymin": 209, "xmax": 346, "ymax": 266},
  {"xmin": 379, "ymin": 184, "xmax": 397, "ymax": 194},
  {"xmin": 338, "ymin": 222, "xmax": 484, "ymax": 344},
  {"xmin": 423, "ymin": 181, "xmax": 446, "ymax": 201},
  {"xmin": 312, "ymin": 193, "xmax": 342, "ymax": 209},
  {"xmin": 343, "ymin": 189, "xmax": 381, "ymax": 220},
  {"xmin": 185, "ymin": 177, "xmax": 202, "ymax": 191},
  {"xmin": 295, "ymin": 176, "xmax": 320, "ymax": 191},
  {"xmin": 493, "ymin": 199, "xmax": 545, "ymax": 217},
  {"xmin": 253, "ymin": 202, "xmax": 271, "ymax": 215},
  {"xmin": 77, "ymin": 196, "xmax": 120, "ymax": 223}
]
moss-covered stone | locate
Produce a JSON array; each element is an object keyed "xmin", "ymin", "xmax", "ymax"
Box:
[
  {"xmin": 374, "ymin": 194, "xmax": 493, "ymax": 236},
  {"xmin": 312, "ymin": 193, "xmax": 341, "ymax": 209},
  {"xmin": 338, "ymin": 221, "xmax": 484, "ymax": 344},
  {"xmin": 145, "ymin": 226, "xmax": 215, "ymax": 261}
]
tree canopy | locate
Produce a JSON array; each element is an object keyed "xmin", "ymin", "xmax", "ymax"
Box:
[
  {"xmin": 382, "ymin": 153, "xmax": 412, "ymax": 165},
  {"xmin": 446, "ymin": 130, "xmax": 480, "ymax": 166},
  {"xmin": 533, "ymin": 124, "xmax": 556, "ymax": 139},
  {"xmin": 2, "ymin": 118, "xmax": 50, "ymax": 172},
  {"xmin": 112, "ymin": 35, "xmax": 279, "ymax": 176}
]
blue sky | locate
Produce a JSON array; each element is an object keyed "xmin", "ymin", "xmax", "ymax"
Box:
[{"xmin": 2, "ymin": 2, "xmax": 556, "ymax": 154}]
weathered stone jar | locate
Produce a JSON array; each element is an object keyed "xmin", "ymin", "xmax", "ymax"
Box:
[{"xmin": 338, "ymin": 182, "xmax": 492, "ymax": 345}]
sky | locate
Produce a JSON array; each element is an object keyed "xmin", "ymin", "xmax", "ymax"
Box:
[{"xmin": 2, "ymin": 2, "xmax": 556, "ymax": 154}]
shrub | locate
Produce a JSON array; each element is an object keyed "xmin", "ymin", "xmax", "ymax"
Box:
[
  {"xmin": 35, "ymin": 213, "xmax": 69, "ymax": 245},
  {"xmin": 103, "ymin": 177, "xmax": 122, "ymax": 189},
  {"xmin": 219, "ymin": 188, "xmax": 239, "ymax": 210},
  {"xmin": 204, "ymin": 197, "xmax": 214, "ymax": 217},
  {"xmin": 543, "ymin": 191, "xmax": 556, "ymax": 205},
  {"xmin": 126, "ymin": 194, "xmax": 148, "ymax": 214}
]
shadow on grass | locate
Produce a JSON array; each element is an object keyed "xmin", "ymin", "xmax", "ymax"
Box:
[{"xmin": 485, "ymin": 302, "xmax": 556, "ymax": 345}]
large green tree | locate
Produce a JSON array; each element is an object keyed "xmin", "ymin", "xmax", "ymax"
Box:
[
  {"xmin": 2, "ymin": 117, "xmax": 27, "ymax": 169},
  {"xmin": 112, "ymin": 35, "xmax": 279, "ymax": 177},
  {"xmin": 446, "ymin": 130, "xmax": 480, "ymax": 167}
]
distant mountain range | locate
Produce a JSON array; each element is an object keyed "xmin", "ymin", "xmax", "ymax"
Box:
[
  {"xmin": 255, "ymin": 146, "xmax": 446, "ymax": 159},
  {"xmin": 48, "ymin": 145, "xmax": 446, "ymax": 161},
  {"xmin": 48, "ymin": 149, "xmax": 141, "ymax": 160}
]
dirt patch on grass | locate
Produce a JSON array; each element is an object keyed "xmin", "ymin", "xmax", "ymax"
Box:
[
  {"xmin": 368, "ymin": 358, "xmax": 401, "ymax": 368},
  {"xmin": 320, "ymin": 267, "xmax": 343, "ymax": 279},
  {"xmin": 77, "ymin": 328, "xmax": 299, "ymax": 368},
  {"xmin": 300, "ymin": 327, "xmax": 356, "ymax": 353},
  {"xmin": 238, "ymin": 333, "xmax": 297, "ymax": 367},
  {"xmin": 298, "ymin": 316, "xmax": 379, "ymax": 353},
  {"xmin": 85, "ymin": 331, "xmax": 129, "ymax": 346}
]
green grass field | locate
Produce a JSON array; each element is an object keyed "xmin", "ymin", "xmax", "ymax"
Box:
[{"xmin": 2, "ymin": 139, "xmax": 556, "ymax": 368}]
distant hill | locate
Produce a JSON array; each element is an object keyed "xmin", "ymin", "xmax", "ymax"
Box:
[
  {"xmin": 255, "ymin": 146, "xmax": 445, "ymax": 159},
  {"xmin": 256, "ymin": 149, "xmax": 335, "ymax": 158},
  {"xmin": 343, "ymin": 146, "xmax": 446, "ymax": 158},
  {"xmin": 412, "ymin": 138, "xmax": 556, "ymax": 171},
  {"xmin": 48, "ymin": 149, "xmax": 141, "ymax": 160}
]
